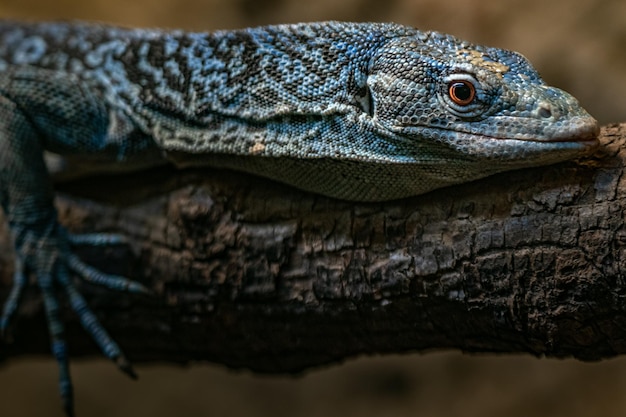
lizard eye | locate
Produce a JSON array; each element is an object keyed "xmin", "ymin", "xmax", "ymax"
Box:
[
  {"xmin": 439, "ymin": 73, "xmax": 487, "ymax": 118},
  {"xmin": 448, "ymin": 80, "xmax": 475, "ymax": 106}
]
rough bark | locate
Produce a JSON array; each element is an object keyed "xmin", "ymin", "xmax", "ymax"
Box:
[{"xmin": 1, "ymin": 124, "xmax": 625, "ymax": 373}]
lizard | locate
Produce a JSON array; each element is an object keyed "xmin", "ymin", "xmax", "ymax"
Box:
[{"xmin": 0, "ymin": 20, "xmax": 598, "ymax": 415}]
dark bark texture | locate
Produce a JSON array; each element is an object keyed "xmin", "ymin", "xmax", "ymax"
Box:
[{"xmin": 1, "ymin": 124, "xmax": 625, "ymax": 373}]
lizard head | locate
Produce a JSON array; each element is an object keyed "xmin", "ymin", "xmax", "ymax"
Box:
[{"xmin": 364, "ymin": 31, "xmax": 599, "ymax": 163}]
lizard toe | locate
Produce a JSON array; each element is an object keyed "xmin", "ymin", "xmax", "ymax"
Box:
[
  {"xmin": 0, "ymin": 258, "xmax": 27, "ymax": 341},
  {"xmin": 67, "ymin": 252, "xmax": 152, "ymax": 294},
  {"xmin": 67, "ymin": 232, "xmax": 129, "ymax": 247}
]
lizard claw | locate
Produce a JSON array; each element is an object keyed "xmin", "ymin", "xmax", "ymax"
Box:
[{"xmin": 115, "ymin": 354, "xmax": 139, "ymax": 380}]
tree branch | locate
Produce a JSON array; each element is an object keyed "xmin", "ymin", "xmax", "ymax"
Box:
[{"xmin": 1, "ymin": 124, "xmax": 625, "ymax": 372}]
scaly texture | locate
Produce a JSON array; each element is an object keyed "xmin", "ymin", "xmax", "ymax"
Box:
[{"xmin": 0, "ymin": 20, "xmax": 598, "ymax": 415}]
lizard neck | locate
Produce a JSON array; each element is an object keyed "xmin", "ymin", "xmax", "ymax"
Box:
[{"xmin": 124, "ymin": 22, "xmax": 403, "ymax": 150}]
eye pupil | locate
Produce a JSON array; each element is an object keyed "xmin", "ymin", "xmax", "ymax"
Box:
[{"xmin": 448, "ymin": 81, "xmax": 475, "ymax": 105}]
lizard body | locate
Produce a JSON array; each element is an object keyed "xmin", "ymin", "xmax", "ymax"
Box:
[{"xmin": 0, "ymin": 20, "xmax": 598, "ymax": 415}]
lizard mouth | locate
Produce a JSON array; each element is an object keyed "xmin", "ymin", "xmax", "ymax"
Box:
[
  {"xmin": 425, "ymin": 115, "xmax": 602, "ymax": 161},
  {"xmin": 400, "ymin": 115, "xmax": 600, "ymax": 146},
  {"xmin": 473, "ymin": 115, "xmax": 600, "ymax": 145},
  {"xmin": 523, "ymin": 117, "xmax": 600, "ymax": 144}
]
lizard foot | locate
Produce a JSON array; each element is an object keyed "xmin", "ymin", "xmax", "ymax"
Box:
[{"xmin": 1, "ymin": 224, "xmax": 145, "ymax": 416}]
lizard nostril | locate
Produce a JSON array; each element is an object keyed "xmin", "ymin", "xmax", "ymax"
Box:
[{"xmin": 538, "ymin": 105, "xmax": 552, "ymax": 119}]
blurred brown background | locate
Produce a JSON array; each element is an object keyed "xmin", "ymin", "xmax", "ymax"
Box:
[{"xmin": 0, "ymin": 0, "xmax": 625, "ymax": 416}]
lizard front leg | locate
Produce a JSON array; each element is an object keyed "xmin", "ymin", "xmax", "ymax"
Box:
[{"xmin": 0, "ymin": 71, "xmax": 148, "ymax": 416}]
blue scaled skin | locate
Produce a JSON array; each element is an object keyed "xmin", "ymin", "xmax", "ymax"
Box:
[{"xmin": 0, "ymin": 20, "xmax": 598, "ymax": 415}]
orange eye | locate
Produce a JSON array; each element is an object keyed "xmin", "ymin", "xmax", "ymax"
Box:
[{"xmin": 448, "ymin": 80, "xmax": 475, "ymax": 106}]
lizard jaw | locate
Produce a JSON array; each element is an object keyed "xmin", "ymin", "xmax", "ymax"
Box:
[{"xmin": 465, "ymin": 114, "xmax": 600, "ymax": 145}]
